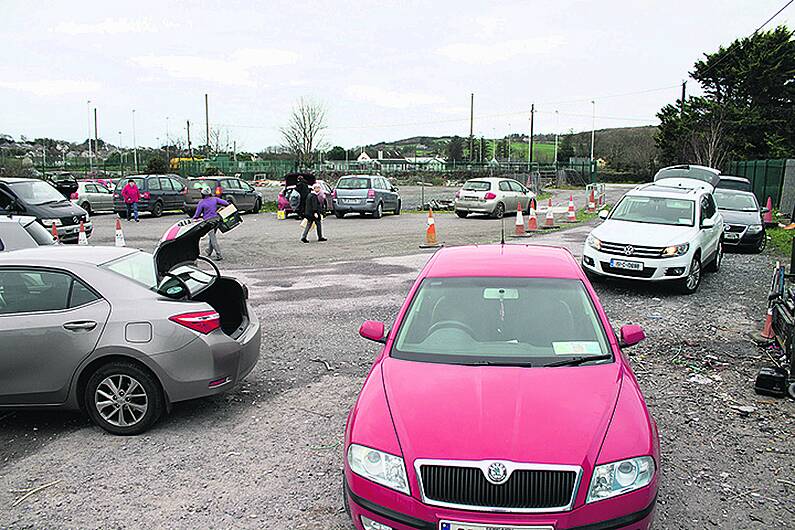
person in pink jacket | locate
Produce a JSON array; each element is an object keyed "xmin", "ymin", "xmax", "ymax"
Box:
[{"xmin": 121, "ymin": 179, "xmax": 140, "ymax": 222}]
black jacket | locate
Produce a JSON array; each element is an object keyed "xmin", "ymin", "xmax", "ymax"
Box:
[
  {"xmin": 305, "ymin": 193, "xmax": 322, "ymax": 220},
  {"xmin": 295, "ymin": 181, "xmax": 310, "ymax": 214}
]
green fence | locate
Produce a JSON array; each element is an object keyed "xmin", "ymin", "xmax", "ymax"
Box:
[
  {"xmin": 177, "ymin": 156, "xmax": 296, "ymax": 180},
  {"xmin": 725, "ymin": 159, "xmax": 787, "ymax": 208}
]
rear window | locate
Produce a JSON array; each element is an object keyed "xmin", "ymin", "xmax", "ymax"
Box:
[
  {"xmin": 717, "ymin": 179, "xmax": 751, "ymax": 192},
  {"xmin": 462, "ymin": 181, "xmax": 491, "ymax": 191},
  {"xmin": 337, "ymin": 178, "xmax": 371, "ymax": 189},
  {"xmin": 116, "ymin": 178, "xmax": 144, "ymax": 191},
  {"xmin": 101, "ymin": 251, "xmax": 157, "ymax": 288},
  {"xmin": 191, "ymin": 180, "xmax": 215, "ymax": 190},
  {"xmin": 24, "ymin": 221, "xmax": 56, "ymax": 245}
]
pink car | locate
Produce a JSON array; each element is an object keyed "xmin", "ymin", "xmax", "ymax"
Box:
[{"xmin": 344, "ymin": 244, "xmax": 660, "ymax": 530}]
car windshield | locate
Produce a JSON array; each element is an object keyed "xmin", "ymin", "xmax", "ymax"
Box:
[
  {"xmin": 8, "ymin": 180, "xmax": 67, "ymax": 205},
  {"xmin": 654, "ymin": 167, "xmax": 719, "ymax": 186},
  {"xmin": 714, "ymin": 191, "xmax": 757, "ymax": 211},
  {"xmin": 392, "ymin": 277, "xmax": 610, "ymax": 366},
  {"xmin": 336, "ymin": 178, "xmax": 371, "ymax": 189},
  {"xmin": 101, "ymin": 251, "xmax": 157, "ymax": 288},
  {"xmin": 462, "ymin": 181, "xmax": 491, "ymax": 191},
  {"xmin": 610, "ymin": 195, "xmax": 695, "ymax": 226}
]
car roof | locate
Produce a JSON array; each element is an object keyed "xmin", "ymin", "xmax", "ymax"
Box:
[
  {"xmin": 714, "ymin": 188, "xmax": 757, "ymax": 198},
  {"xmin": 629, "ymin": 183, "xmax": 706, "ymax": 198},
  {"xmin": 423, "ymin": 244, "xmax": 582, "ymax": 279},
  {"xmin": 465, "ymin": 177, "xmax": 515, "ymax": 182},
  {"xmin": 0, "ymin": 245, "xmax": 140, "ymax": 266},
  {"xmin": 719, "ymin": 175, "xmax": 750, "ymax": 182},
  {"xmin": 0, "ymin": 215, "xmax": 36, "ymax": 224},
  {"xmin": 0, "ymin": 177, "xmax": 38, "ymax": 183}
]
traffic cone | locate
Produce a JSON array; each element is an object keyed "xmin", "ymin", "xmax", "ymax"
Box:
[
  {"xmin": 544, "ymin": 198, "xmax": 556, "ymax": 228},
  {"xmin": 514, "ymin": 203, "xmax": 525, "ymax": 236},
  {"xmin": 420, "ymin": 208, "xmax": 442, "ymax": 248},
  {"xmin": 50, "ymin": 222, "xmax": 59, "ymax": 244},
  {"xmin": 763, "ymin": 197, "xmax": 773, "ymax": 225},
  {"xmin": 115, "ymin": 217, "xmax": 126, "ymax": 247},
  {"xmin": 760, "ymin": 308, "xmax": 775, "ymax": 340},
  {"xmin": 77, "ymin": 222, "xmax": 88, "ymax": 246},
  {"xmin": 587, "ymin": 189, "xmax": 596, "ymax": 213},
  {"xmin": 527, "ymin": 199, "xmax": 538, "ymax": 231},
  {"xmin": 565, "ymin": 194, "xmax": 577, "ymax": 223}
]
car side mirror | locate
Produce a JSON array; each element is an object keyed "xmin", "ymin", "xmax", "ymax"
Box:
[
  {"xmin": 359, "ymin": 320, "xmax": 386, "ymax": 344},
  {"xmin": 598, "ymin": 209, "xmax": 609, "ymax": 220},
  {"xmin": 701, "ymin": 217, "xmax": 715, "ymax": 229},
  {"xmin": 619, "ymin": 324, "xmax": 646, "ymax": 348}
]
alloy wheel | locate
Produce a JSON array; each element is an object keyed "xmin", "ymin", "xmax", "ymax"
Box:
[
  {"xmin": 686, "ymin": 257, "xmax": 701, "ymax": 290},
  {"xmin": 95, "ymin": 374, "xmax": 148, "ymax": 427}
]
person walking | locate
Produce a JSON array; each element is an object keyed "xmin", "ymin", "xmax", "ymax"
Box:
[
  {"xmin": 295, "ymin": 176, "xmax": 310, "ymax": 220},
  {"xmin": 121, "ymin": 179, "xmax": 140, "ymax": 222},
  {"xmin": 193, "ymin": 187, "xmax": 229, "ymax": 260},
  {"xmin": 301, "ymin": 183, "xmax": 327, "ymax": 243}
]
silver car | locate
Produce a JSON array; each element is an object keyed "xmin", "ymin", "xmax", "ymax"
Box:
[
  {"xmin": 0, "ymin": 215, "xmax": 56, "ymax": 251},
  {"xmin": 0, "ymin": 220, "xmax": 261, "ymax": 435},
  {"xmin": 71, "ymin": 180, "xmax": 115, "ymax": 214},
  {"xmin": 333, "ymin": 175, "xmax": 401, "ymax": 219},
  {"xmin": 454, "ymin": 177, "xmax": 536, "ymax": 218}
]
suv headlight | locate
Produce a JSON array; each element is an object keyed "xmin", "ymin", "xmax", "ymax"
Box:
[
  {"xmin": 586, "ymin": 234, "xmax": 602, "ymax": 250},
  {"xmin": 586, "ymin": 456, "xmax": 655, "ymax": 503},
  {"xmin": 41, "ymin": 218, "xmax": 62, "ymax": 227},
  {"xmin": 347, "ymin": 444, "xmax": 410, "ymax": 495},
  {"xmin": 747, "ymin": 224, "xmax": 763, "ymax": 234},
  {"xmin": 662, "ymin": 243, "xmax": 689, "ymax": 257}
]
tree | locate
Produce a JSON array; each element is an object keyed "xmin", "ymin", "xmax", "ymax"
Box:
[
  {"xmin": 326, "ymin": 146, "xmax": 347, "ymax": 160},
  {"xmin": 557, "ymin": 132, "xmax": 575, "ymax": 163},
  {"xmin": 145, "ymin": 157, "xmax": 168, "ymax": 174},
  {"xmin": 446, "ymin": 136, "xmax": 464, "ymax": 161},
  {"xmin": 280, "ymin": 98, "xmax": 327, "ymax": 167}
]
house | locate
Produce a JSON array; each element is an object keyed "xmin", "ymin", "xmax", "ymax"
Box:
[{"xmin": 405, "ymin": 156, "xmax": 447, "ymax": 171}]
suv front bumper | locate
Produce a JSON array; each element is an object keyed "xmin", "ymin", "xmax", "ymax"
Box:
[{"xmin": 582, "ymin": 245, "xmax": 691, "ymax": 281}]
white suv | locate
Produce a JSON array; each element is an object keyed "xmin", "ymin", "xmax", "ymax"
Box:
[{"xmin": 582, "ymin": 181, "xmax": 724, "ymax": 293}]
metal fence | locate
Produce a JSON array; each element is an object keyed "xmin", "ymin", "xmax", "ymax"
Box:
[
  {"xmin": 176, "ymin": 157, "xmax": 296, "ymax": 180},
  {"xmin": 725, "ymin": 159, "xmax": 788, "ymax": 208}
]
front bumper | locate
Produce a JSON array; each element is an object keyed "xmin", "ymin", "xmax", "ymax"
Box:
[
  {"xmin": 454, "ymin": 199, "xmax": 498, "ymax": 214},
  {"xmin": 54, "ymin": 222, "xmax": 93, "ymax": 241},
  {"xmin": 723, "ymin": 228, "xmax": 764, "ymax": 249},
  {"xmin": 581, "ymin": 245, "xmax": 691, "ymax": 281},
  {"xmin": 345, "ymin": 473, "xmax": 657, "ymax": 530}
]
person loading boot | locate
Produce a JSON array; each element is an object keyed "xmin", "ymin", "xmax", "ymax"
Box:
[{"xmin": 192, "ymin": 187, "xmax": 229, "ymax": 260}]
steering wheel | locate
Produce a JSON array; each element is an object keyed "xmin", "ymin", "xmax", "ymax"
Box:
[{"xmin": 427, "ymin": 320, "xmax": 477, "ymax": 338}]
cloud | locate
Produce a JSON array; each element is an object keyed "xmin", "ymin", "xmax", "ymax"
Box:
[
  {"xmin": 346, "ymin": 84, "xmax": 445, "ymax": 109},
  {"xmin": 0, "ymin": 79, "xmax": 102, "ymax": 97},
  {"xmin": 436, "ymin": 36, "xmax": 565, "ymax": 65},
  {"xmin": 132, "ymin": 48, "xmax": 299, "ymax": 87},
  {"xmin": 52, "ymin": 18, "xmax": 162, "ymax": 35}
]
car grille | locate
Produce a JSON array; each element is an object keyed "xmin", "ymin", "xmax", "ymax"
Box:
[
  {"xmin": 599, "ymin": 240, "xmax": 665, "ymax": 258},
  {"xmin": 724, "ymin": 224, "xmax": 747, "ymax": 233},
  {"xmin": 60, "ymin": 215, "xmax": 86, "ymax": 227},
  {"xmin": 600, "ymin": 261, "xmax": 657, "ymax": 278},
  {"xmin": 419, "ymin": 464, "xmax": 578, "ymax": 511}
]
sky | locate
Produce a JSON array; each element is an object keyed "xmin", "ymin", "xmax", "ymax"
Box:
[{"xmin": 0, "ymin": 0, "xmax": 792, "ymax": 152}]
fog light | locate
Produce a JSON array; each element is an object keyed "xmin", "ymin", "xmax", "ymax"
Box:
[
  {"xmin": 208, "ymin": 376, "xmax": 231, "ymax": 388},
  {"xmin": 665, "ymin": 267, "xmax": 685, "ymax": 276},
  {"xmin": 361, "ymin": 516, "xmax": 393, "ymax": 530},
  {"xmin": 583, "ymin": 255, "xmax": 595, "ymax": 266}
]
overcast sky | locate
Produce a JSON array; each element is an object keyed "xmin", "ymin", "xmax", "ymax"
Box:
[{"xmin": 1, "ymin": 0, "xmax": 791, "ymax": 151}]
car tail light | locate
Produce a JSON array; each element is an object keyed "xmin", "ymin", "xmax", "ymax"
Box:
[
  {"xmin": 169, "ymin": 311, "xmax": 220, "ymax": 334},
  {"xmin": 215, "ymin": 186, "xmax": 222, "ymax": 196},
  {"xmin": 114, "ymin": 193, "xmax": 120, "ymax": 198},
  {"xmin": 455, "ymin": 191, "xmax": 460, "ymax": 199},
  {"xmin": 332, "ymin": 190, "xmax": 337, "ymax": 199},
  {"xmin": 367, "ymin": 189, "xmax": 376, "ymax": 198},
  {"xmin": 180, "ymin": 187, "xmax": 187, "ymax": 195},
  {"xmin": 142, "ymin": 191, "xmax": 151, "ymax": 199},
  {"xmin": 71, "ymin": 192, "xmax": 79, "ymax": 199},
  {"xmin": 484, "ymin": 192, "xmax": 497, "ymax": 200}
]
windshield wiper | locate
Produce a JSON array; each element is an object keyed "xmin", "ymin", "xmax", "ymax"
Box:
[
  {"xmin": 542, "ymin": 354, "xmax": 613, "ymax": 367},
  {"xmin": 37, "ymin": 199, "xmax": 67, "ymax": 205},
  {"xmin": 465, "ymin": 360, "xmax": 535, "ymax": 367}
]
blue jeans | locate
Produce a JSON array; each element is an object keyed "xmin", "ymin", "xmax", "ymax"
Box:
[{"xmin": 126, "ymin": 202, "xmax": 139, "ymax": 221}]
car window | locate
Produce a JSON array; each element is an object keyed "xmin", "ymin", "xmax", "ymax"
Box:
[
  {"xmin": 508, "ymin": 181, "xmax": 525, "ymax": 192},
  {"xmin": 0, "ymin": 269, "xmax": 72, "ymax": 314},
  {"xmin": 228, "ymin": 179, "xmax": 243, "ymax": 190},
  {"xmin": 69, "ymin": 280, "xmax": 99, "ymax": 307},
  {"xmin": 96, "ymin": 183, "xmax": 110, "ymax": 193},
  {"xmin": 0, "ymin": 189, "xmax": 13, "ymax": 211},
  {"xmin": 101, "ymin": 251, "xmax": 157, "ymax": 288},
  {"xmin": 170, "ymin": 178, "xmax": 185, "ymax": 192},
  {"xmin": 702, "ymin": 194, "xmax": 717, "ymax": 220},
  {"xmin": 0, "ymin": 238, "xmax": 4, "ymax": 251},
  {"xmin": 191, "ymin": 180, "xmax": 210, "ymax": 190},
  {"xmin": 611, "ymin": 195, "xmax": 695, "ymax": 227},
  {"xmin": 240, "ymin": 181, "xmax": 254, "ymax": 192},
  {"xmin": 85, "ymin": 183, "xmax": 97, "ymax": 193},
  {"xmin": 24, "ymin": 221, "xmax": 56, "ymax": 245},
  {"xmin": 337, "ymin": 178, "xmax": 371, "ymax": 189},
  {"xmin": 462, "ymin": 181, "xmax": 491, "ymax": 191},
  {"xmin": 159, "ymin": 178, "xmax": 174, "ymax": 191},
  {"xmin": 499, "ymin": 181, "xmax": 512, "ymax": 192},
  {"xmin": 116, "ymin": 178, "xmax": 144, "ymax": 191},
  {"xmin": 714, "ymin": 191, "xmax": 758, "ymax": 211},
  {"xmin": 392, "ymin": 277, "xmax": 610, "ymax": 365},
  {"xmin": 148, "ymin": 178, "xmax": 161, "ymax": 191}
]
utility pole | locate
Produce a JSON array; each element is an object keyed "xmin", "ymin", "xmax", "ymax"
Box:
[
  {"xmin": 528, "ymin": 103, "xmax": 535, "ymax": 169},
  {"xmin": 680, "ymin": 81, "xmax": 687, "ymax": 118},
  {"xmin": 187, "ymin": 120, "xmax": 193, "ymax": 159},
  {"xmin": 118, "ymin": 131, "xmax": 123, "ymax": 176},
  {"xmin": 205, "ymin": 93, "xmax": 210, "ymax": 152},
  {"xmin": 86, "ymin": 100, "xmax": 93, "ymax": 171},
  {"xmin": 233, "ymin": 140, "xmax": 237, "ymax": 162},
  {"xmin": 590, "ymin": 100, "xmax": 596, "ymax": 163},
  {"xmin": 166, "ymin": 116, "xmax": 170, "ymax": 165},
  {"xmin": 469, "ymin": 93, "xmax": 474, "ymax": 162},
  {"xmin": 94, "ymin": 107, "xmax": 99, "ymax": 163},
  {"xmin": 132, "ymin": 109, "xmax": 138, "ymax": 173},
  {"xmin": 554, "ymin": 110, "xmax": 559, "ymax": 165}
]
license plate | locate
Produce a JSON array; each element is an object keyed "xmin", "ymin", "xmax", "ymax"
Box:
[
  {"xmin": 462, "ymin": 196, "xmax": 478, "ymax": 201},
  {"xmin": 724, "ymin": 232, "xmax": 740, "ymax": 240},
  {"xmin": 441, "ymin": 522, "xmax": 554, "ymax": 530},
  {"xmin": 341, "ymin": 199, "xmax": 359, "ymax": 204},
  {"xmin": 610, "ymin": 259, "xmax": 643, "ymax": 271}
]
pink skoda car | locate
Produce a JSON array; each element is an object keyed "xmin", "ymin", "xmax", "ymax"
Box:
[{"xmin": 344, "ymin": 244, "xmax": 660, "ymax": 530}]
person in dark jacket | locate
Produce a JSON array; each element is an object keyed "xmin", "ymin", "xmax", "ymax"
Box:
[
  {"xmin": 294, "ymin": 176, "xmax": 310, "ymax": 220},
  {"xmin": 301, "ymin": 184, "xmax": 327, "ymax": 243}
]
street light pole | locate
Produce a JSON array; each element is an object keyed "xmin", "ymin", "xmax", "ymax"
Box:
[
  {"xmin": 132, "ymin": 109, "xmax": 138, "ymax": 173},
  {"xmin": 554, "ymin": 110, "xmax": 559, "ymax": 166},
  {"xmin": 118, "ymin": 131, "xmax": 123, "ymax": 176},
  {"xmin": 86, "ymin": 100, "xmax": 93, "ymax": 172},
  {"xmin": 590, "ymin": 100, "xmax": 595, "ymax": 163},
  {"xmin": 166, "ymin": 116, "xmax": 170, "ymax": 165}
]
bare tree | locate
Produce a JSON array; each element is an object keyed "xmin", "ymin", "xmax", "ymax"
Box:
[
  {"xmin": 280, "ymin": 98, "xmax": 327, "ymax": 167},
  {"xmin": 690, "ymin": 111, "xmax": 729, "ymax": 169}
]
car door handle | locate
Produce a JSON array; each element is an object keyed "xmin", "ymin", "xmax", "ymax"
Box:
[{"xmin": 63, "ymin": 320, "xmax": 98, "ymax": 331}]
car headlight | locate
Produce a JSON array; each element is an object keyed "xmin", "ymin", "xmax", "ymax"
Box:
[
  {"xmin": 747, "ymin": 224, "xmax": 763, "ymax": 234},
  {"xmin": 347, "ymin": 444, "xmax": 410, "ymax": 495},
  {"xmin": 662, "ymin": 243, "xmax": 689, "ymax": 257},
  {"xmin": 42, "ymin": 218, "xmax": 62, "ymax": 227},
  {"xmin": 586, "ymin": 234, "xmax": 602, "ymax": 250},
  {"xmin": 586, "ymin": 456, "xmax": 655, "ymax": 503}
]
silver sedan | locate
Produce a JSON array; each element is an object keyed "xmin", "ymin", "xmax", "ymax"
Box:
[{"xmin": 0, "ymin": 221, "xmax": 260, "ymax": 435}]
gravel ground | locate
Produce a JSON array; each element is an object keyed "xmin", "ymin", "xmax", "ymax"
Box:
[{"xmin": 1, "ymin": 185, "xmax": 793, "ymax": 529}]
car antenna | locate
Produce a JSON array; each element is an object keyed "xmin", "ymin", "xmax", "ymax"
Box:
[{"xmin": 500, "ymin": 215, "xmax": 505, "ymax": 245}]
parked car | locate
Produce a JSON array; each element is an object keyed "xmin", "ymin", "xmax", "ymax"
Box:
[
  {"xmin": 454, "ymin": 177, "xmax": 535, "ymax": 218},
  {"xmin": 71, "ymin": 180, "xmax": 114, "ymax": 214},
  {"xmin": 582, "ymin": 181, "xmax": 724, "ymax": 293},
  {"xmin": 717, "ymin": 175, "xmax": 752, "ymax": 192},
  {"xmin": 0, "ymin": 177, "xmax": 91, "ymax": 242},
  {"xmin": 185, "ymin": 176, "xmax": 263, "ymax": 215},
  {"xmin": 113, "ymin": 174, "xmax": 187, "ymax": 218},
  {"xmin": 344, "ymin": 244, "xmax": 659, "ymax": 530},
  {"xmin": 333, "ymin": 175, "xmax": 400, "ymax": 219},
  {"xmin": 714, "ymin": 188, "xmax": 767, "ymax": 252},
  {"xmin": 277, "ymin": 173, "xmax": 334, "ymax": 217},
  {"xmin": 0, "ymin": 219, "xmax": 261, "ymax": 435},
  {"xmin": 44, "ymin": 173, "xmax": 79, "ymax": 199},
  {"xmin": 653, "ymin": 164, "xmax": 721, "ymax": 190},
  {"xmin": 0, "ymin": 215, "xmax": 56, "ymax": 251}
]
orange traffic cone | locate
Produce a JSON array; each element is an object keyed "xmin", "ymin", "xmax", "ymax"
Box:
[
  {"xmin": 115, "ymin": 217, "xmax": 126, "ymax": 247},
  {"xmin": 420, "ymin": 208, "xmax": 442, "ymax": 248},
  {"xmin": 763, "ymin": 197, "xmax": 773, "ymax": 225},
  {"xmin": 587, "ymin": 189, "xmax": 596, "ymax": 213},
  {"xmin": 50, "ymin": 222, "xmax": 59, "ymax": 244},
  {"xmin": 565, "ymin": 194, "xmax": 577, "ymax": 223},
  {"xmin": 514, "ymin": 203, "xmax": 525, "ymax": 236},
  {"xmin": 544, "ymin": 198, "xmax": 556, "ymax": 228},
  {"xmin": 527, "ymin": 199, "xmax": 538, "ymax": 231},
  {"xmin": 77, "ymin": 222, "xmax": 88, "ymax": 245},
  {"xmin": 760, "ymin": 308, "xmax": 775, "ymax": 340}
]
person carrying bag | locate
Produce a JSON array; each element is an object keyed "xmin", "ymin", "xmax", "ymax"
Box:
[{"xmin": 300, "ymin": 184, "xmax": 328, "ymax": 243}]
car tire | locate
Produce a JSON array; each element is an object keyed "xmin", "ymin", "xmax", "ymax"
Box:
[
  {"xmin": 80, "ymin": 201, "xmax": 92, "ymax": 215},
  {"xmin": 788, "ymin": 381, "xmax": 795, "ymax": 399},
  {"xmin": 250, "ymin": 198, "xmax": 262, "ymax": 214},
  {"xmin": 706, "ymin": 241, "xmax": 723, "ymax": 272},
  {"xmin": 394, "ymin": 200, "xmax": 401, "ymax": 215},
  {"xmin": 492, "ymin": 202, "xmax": 506, "ymax": 219},
  {"xmin": 456, "ymin": 211, "xmax": 468, "ymax": 218},
  {"xmin": 151, "ymin": 201, "xmax": 163, "ymax": 217},
  {"xmin": 755, "ymin": 234, "xmax": 767, "ymax": 254},
  {"xmin": 84, "ymin": 361, "xmax": 164, "ymax": 436},
  {"xmin": 373, "ymin": 202, "xmax": 383, "ymax": 219},
  {"xmin": 678, "ymin": 254, "xmax": 702, "ymax": 294},
  {"xmin": 335, "ymin": 211, "xmax": 345, "ymax": 219}
]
